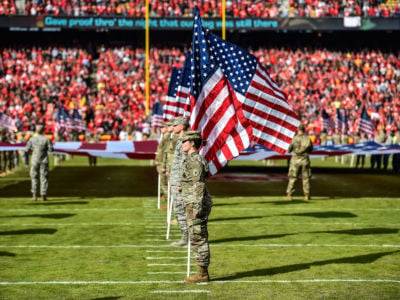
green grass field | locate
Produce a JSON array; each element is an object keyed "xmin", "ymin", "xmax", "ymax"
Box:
[{"xmin": 0, "ymin": 156, "xmax": 399, "ymax": 299}]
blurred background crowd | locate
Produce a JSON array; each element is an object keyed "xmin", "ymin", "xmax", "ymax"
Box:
[{"xmin": 0, "ymin": 0, "xmax": 399, "ymax": 18}]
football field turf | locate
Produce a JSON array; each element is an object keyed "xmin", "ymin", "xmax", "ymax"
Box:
[{"xmin": 0, "ymin": 157, "xmax": 399, "ymax": 299}]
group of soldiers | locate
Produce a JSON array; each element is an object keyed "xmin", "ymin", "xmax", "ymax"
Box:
[
  {"xmin": 155, "ymin": 117, "xmax": 212, "ymax": 283},
  {"xmin": 0, "ymin": 127, "xmax": 22, "ymax": 176}
]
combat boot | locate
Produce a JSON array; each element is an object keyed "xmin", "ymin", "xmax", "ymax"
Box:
[
  {"xmin": 184, "ymin": 266, "xmax": 209, "ymax": 283},
  {"xmin": 170, "ymin": 219, "xmax": 178, "ymax": 225},
  {"xmin": 170, "ymin": 235, "xmax": 188, "ymax": 247},
  {"xmin": 304, "ymin": 194, "xmax": 310, "ymax": 201},
  {"xmin": 31, "ymin": 196, "xmax": 37, "ymax": 201},
  {"xmin": 41, "ymin": 195, "xmax": 47, "ymax": 201},
  {"xmin": 160, "ymin": 195, "xmax": 166, "ymax": 202},
  {"xmin": 285, "ymin": 195, "xmax": 292, "ymax": 201}
]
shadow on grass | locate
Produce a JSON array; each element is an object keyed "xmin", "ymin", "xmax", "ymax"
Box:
[
  {"xmin": 26, "ymin": 201, "xmax": 89, "ymax": 206},
  {"xmin": 1, "ymin": 213, "xmax": 75, "ymax": 219},
  {"xmin": 314, "ymin": 228, "xmax": 399, "ymax": 235},
  {"xmin": 209, "ymin": 216, "xmax": 264, "ymax": 222},
  {"xmin": 0, "ymin": 251, "xmax": 16, "ymax": 257},
  {"xmin": 0, "ymin": 166, "xmax": 156, "ymax": 198},
  {"xmin": 215, "ymin": 251, "xmax": 399, "ymax": 280},
  {"xmin": 211, "ymin": 233, "xmax": 294, "ymax": 243},
  {"xmin": 280, "ymin": 211, "xmax": 358, "ymax": 218},
  {"xmin": 0, "ymin": 228, "xmax": 57, "ymax": 236}
]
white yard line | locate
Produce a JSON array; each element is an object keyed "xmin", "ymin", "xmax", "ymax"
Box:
[
  {"xmin": 148, "ymin": 264, "xmax": 190, "ymax": 266},
  {"xmin": 146, "ymin": 250, "xmax": 186, "ymax": 253},
  {"xmin": 146, "ymin": 257, "xmax": 186, "ymax": 260},
  {"xmin": 150, "ymin": 290, "xmax": 210, "ymax": 293},
  {"xmin": 1, "ymin": 243, "xmax": 399, "ymax": 249},
  {"xmin": 0, "ymin": 279, "xmax": 399, "ymax": 285}
]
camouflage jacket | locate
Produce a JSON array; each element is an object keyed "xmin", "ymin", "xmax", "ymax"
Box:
[
  {"xmin": 165, "ymin": 133, "xmax": 179, "ymax": 174},
  {"xmin": 169, "ymin": 139, "xmax": 187, "ymax": 186},
  {"xmin": 160, "ymin": 134, "xmax": 171, "ymax": 170},
  {"xmin": 180, "ymin": 151, "xmax": 212, "ymax": 209},
  {"xmin": 154, "ymin": 134, "xmax": 166, "ymax": 167},
  {"xmin": 287, "ymin": 134, "xmax": 313, "ymax": 159},
  {"xmin": 25, "ymin": 134, "xmax": 54, "ymax": 165}
]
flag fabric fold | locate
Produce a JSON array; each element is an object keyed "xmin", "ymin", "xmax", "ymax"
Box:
[
  {"xmin": 151, "ymin": 101, "xmax": 164, "ymax": 128},
  {"xmin": 163, "ymin": 67, "xmax": 181, "ymax": 121},
  {"xmin": 358, "ymin": 106, "xmax": 375, "ymax": 137}
]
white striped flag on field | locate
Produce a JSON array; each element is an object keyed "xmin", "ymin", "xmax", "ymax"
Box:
[
  {"xmin": 195, "ymin": 14, "xmax": 299, "ymax": 154},
  {"xmin": 163, "ymin": 67, "xmax": 181, "ymax": 121},
  {"xmin": 336, "ymin": 108, "xmax": 348, "ymax": 133},
  {"xmin": 0, "ymin": 112, "xmax": 16, "ymax": 132},
  {"xmin": 358, "ymin": 106, "xmax": 375, "ymax": 137},
  {"xmin": 321, "ymin": 109, "xmax": 335, "ymax": 132},
  {"xmin": 190, "ymin": 8, "xmax": 252, "ymax": 175}
]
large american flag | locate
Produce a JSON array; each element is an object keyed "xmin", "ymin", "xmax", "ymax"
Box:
[
  {"xmin": 358, "ymin": 106, "xmax": 375, "ymax": 137},
  {"xmin": 202, "ymin": 26, "xmax": 299, "ymax": 155},
  {"xmin": 151, "ymin": 101, "xmax": 163, "ymax": 128},
  {"xmin": 163, "ymin": 67, "xmax": 181, "ymax": 121},
  {"xmin": 0, "ymin": 112, "xmax": 16, "ymax": 132},
  {"xmin": 190, "ymin": 8, "xmax": 252, "ymax": 174},
  {"xmin": 321, "ymin": 109, "xmax": 335, "ymax": 132},
  {"xmin": 336, "ymin": 108, "xmax": 348, "ymax": 133}
]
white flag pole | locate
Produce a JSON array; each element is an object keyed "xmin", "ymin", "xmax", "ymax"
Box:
[
  {"xmin": 166, "ymin": 191, "xmax": 174, "ymax": 240},
  {"xmin": 166, "ymin": 181, "xmax": 171, "ymax": 239},
  {"xmin": 186, "ymin": 237, "xmax": 191, "ymax": 277},
  {"xmin": 157, "ymin": 174, "xmax": 161, "ymax": 209}
]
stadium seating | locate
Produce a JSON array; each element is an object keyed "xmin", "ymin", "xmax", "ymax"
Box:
[{"xmin": 1, "ymin": 1, "xmax": 399, "ymax": 18}]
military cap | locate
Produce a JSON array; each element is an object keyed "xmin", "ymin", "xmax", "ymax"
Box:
[
  {"xmin": 162, "ymin": 121, "xmax": 172, "ymax": 127},
  {"xmin": 181, "ymin": 130, "xmax": 203, "ymax": 142},
  {"xmin": 298, "ymin": 123, "xmax": 305, "ymax": 131},
  {"xmin": 173, "ymin": 116, "xmax": 189, "ymax": 126},
  {"xmin": 36, "ymin": 125, "xmax": 45, "ymax": 133}
]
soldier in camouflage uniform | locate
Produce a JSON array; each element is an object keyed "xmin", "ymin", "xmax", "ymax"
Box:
[
  {"xmin": 180, "ymin": 131, "xmax": 212, "ymax": 283},
  {"xmin": 156, "ymin": 121, "xmax": 172, "ymax": 203},
  {"xmin": 54, "ymin": 130, "xmax": 66, "ymax": 166},
  {"xmin": 169, "ymin": 117, "xmax": 189, "ymax": 247},
  {"xmin": 165, "ymin": 121, "xmax": 180, "ymax": 177},
  {"xmin": 25, "ymin": 125, "xmax": 54, "ymax": 201},
  {"xmin": 286, "ymin": 124, "xmax": 313, "ymax": 201},
  {"xmin": 160, "ymin": 122, "xmax": 175, "ymax": 209}
]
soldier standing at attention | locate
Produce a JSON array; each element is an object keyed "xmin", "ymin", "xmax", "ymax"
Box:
[
  {"xmin": 169, "ymin": 117, "xmax": 189, "ymax": 247},
  {"xmin": 285, "ymin": 123, "xmax": 313, "ymax": 201},
  {"xmin": 160, "ymin": 122, "xmax": 175, "ymax": 207},
  {"xmin": 179, "ymin": 131, "xmax": 212, "ymax": 283},
  {"xmin": 25, "ymin": 125, "xmax": 54, "ymax": 201},
  {"xmin": 154, "ymin": 122, "xmax": 168, "ymax": 202}
]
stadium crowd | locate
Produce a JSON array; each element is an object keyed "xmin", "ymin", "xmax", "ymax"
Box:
[{"xmin": 1, "ymin": 1, "xmax": 399, "ymax": 18}]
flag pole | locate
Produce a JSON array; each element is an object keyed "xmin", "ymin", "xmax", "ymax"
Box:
[
  {"xmin": 166, "ymin": 192, "xmax": 174, "ymax": 240},
  {"xmin": 186, "ymin": 237, "xmax": 191, "ymax": 277},
  {"xmin": 166, "ymin": 181, "xmax": 171, "ymax": 239},
  {"xmin": 222, "ymin": 0, "xmax": 226, "ymax": 40},
  {"xmin": 145, "ymin": 0, "xmax": 150, "ymax": 116},
  {"xmin": 157, "ymin": 173, "xmax": 161, "ymax": 209}
]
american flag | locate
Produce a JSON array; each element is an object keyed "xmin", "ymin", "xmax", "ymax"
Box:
[
  {"xmin": 0, "ymin": 112, "xmax": 16, "ymax": 132},
  {"xmin": 176, "ymin": 52, "xmax": 192, "ymax": 118},
  {"xmin": 55, "ymin": 105, "xmax": 72, "ymax": 133},
  {"xmin": 358, "ymin": 106, "xmax": 375, "ymax": 137},
  {"xmin": 190, "ymin": 8, "xmax": 252, "ymax": 175},
  {"xmin": 72, "ymin": 109, "xmax": 86, "ymax": 132},
  {"xmin": 201, "ymin": 23, "xmax": 299, "ymax": 155},
  {"xmin": 163, "ymin": 67, "xmax": 181, "ymax": 121},
  {"xmin": 336, "ymin": 108, "xmax": 348, "ymax": 133},
  {"xmin": 321, "ymin": 109, "xmax": 335, "ymax": 132},
  {"xmin": 151, "ymin": 101, "xmax": 164, "ymax": 128}
]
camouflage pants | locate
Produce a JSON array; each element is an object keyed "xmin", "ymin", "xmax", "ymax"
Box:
[
  {"xmin": 172, "ymin": 186, "xmax": 188, "ymax": 237},
  {"xmin": 30, "ymin": 163, "xmax": 49, "ymax": 196},
  {"xmin": 286, "ymin": 157, "xmax": 311, "ymax": 196},
  {"xmin": 186, "ymin": 202, "xmax": 212, "ymax": 267},
  {"xmin": 160, "ymin": 172, "xmax": 168, "ymax": 198}
]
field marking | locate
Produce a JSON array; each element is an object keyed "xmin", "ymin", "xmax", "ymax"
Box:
[
  {"xmin": 148, "ymin": 264, "xmax": 192, "ymax": 266},
  {"xmin": 145, "ymin": 239, "xmax": 170, "ymax": 242},
  {"xmin": 0, "ymin": 279, "xmax": 399, "ymax": 285},
  {"xmin": 146, "ymin": 250, "xmax": 186, "ymax": 253},
  {"xmin": 1, "ymin": 222, "xmax": 400, "ymax": 227},
  {"xmin": 146, "ymin": 257, "xmax": 186, "ymax": 260},
  {"xmin": 1, "ymin": 244, "xmax": 400, "ymax": 249},
  {"xmin": 147, "ymin": 272, "xmax": 194, "ymax": 274},
  {"xmin": 150, "ymin": 290, "xmax": 210, "ymax": 293},
  {"xmin": 2, "ymin": 207, "xmax": 400, "ymax": 212}
]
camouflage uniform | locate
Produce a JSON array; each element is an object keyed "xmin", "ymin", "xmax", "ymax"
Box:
[
  {"xmin": 165, "ymin": 133, "xmax": 179, "ymax": 175},
  {"xmin": 181, "ymin": 148, "xmax": 212, "ymax": 266},
  {"xmin": 159, "ymin": 129, "xmax": 172, "ymax": 198},
  {"xmin": 169, "ymin": 117, "xmax": 189, "ymax": 245},
  {"xmin": 25, "ymin": 129, "xmax": 54, "ymax": 198},
  {"xmin": 286, "ymin": 126, "xmax": 313, "ymax": 198},
  {"xmin": 87, "ymin": 133, "xmax": 99, "ymax": 166},
  {"xmin": 0, "ymin": 129, "xmax": 10, "ymax": 174},
  {"xmin": 54, "ymin": 131, "xmax": 66, "ymax": 166}
]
